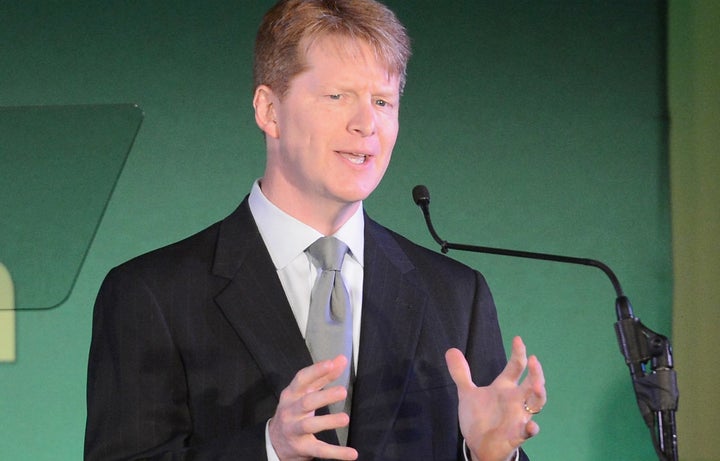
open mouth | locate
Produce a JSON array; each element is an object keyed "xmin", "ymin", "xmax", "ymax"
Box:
[{"xmin": 338, "ymin": 151, "xmax": 368, "ymax": 165}]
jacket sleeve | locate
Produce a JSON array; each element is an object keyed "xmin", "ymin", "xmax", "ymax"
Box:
[
  {"xmin": 465, "ymin": 270, "xmax": 530, "ymax": 461},
  {"xmin": 84, "ymin": 267, "xmax": 267, "ymax": 461}
]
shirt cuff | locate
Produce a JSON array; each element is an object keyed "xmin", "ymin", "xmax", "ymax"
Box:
[
  {"xmin": 265, "ymin": 419, "xmax": 281, "ymax": 461},
  {"xmin": 462, "ymin": 439, "xmax": 520, "ymax": 461}
]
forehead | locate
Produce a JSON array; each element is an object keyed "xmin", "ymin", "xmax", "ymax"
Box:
[{"xmin": 300, "ymin": 35, "xmax": 398, "ymax": 87}]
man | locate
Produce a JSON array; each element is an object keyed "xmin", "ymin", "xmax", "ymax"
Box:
[{"xmin": 85, "ymin": 1, "xmax": 546, "ymax": 460}]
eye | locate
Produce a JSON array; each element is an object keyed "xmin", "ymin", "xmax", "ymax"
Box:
[
  {"xmin": 328, "ymin": 94, "xmax": 342, "ymax": 100},
  {"xmin": 375, "ymin": 98, "xmax": 397, "ymax": 109}
]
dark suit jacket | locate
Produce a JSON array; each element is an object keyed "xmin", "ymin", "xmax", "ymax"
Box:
[{"xmin": 85, "ymin": 198, "xmax": 526, "ymax": 461}]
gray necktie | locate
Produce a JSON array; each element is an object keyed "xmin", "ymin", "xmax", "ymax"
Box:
[{"xmin": 305, "ymin": 237, "xmax": 353, "ymax": 441}]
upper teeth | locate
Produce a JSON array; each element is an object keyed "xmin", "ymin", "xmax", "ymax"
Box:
[{"xmin": 341, "ymin": 152, "xmax": 367, "ymax": 164}]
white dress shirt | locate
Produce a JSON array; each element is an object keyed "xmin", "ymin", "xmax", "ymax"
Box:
[{"xmin": 247, "ymin": 180, "xmax": 364, "ymax": 460}]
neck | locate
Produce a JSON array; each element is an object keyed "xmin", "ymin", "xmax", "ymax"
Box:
[{"xmin": 258, "ymin": 179, "xmax": 361, "ymax": 236}]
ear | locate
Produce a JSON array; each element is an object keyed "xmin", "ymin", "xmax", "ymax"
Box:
[{"xmin": 253, "ymin": 85, "xmax": 280, "ymax": 138}]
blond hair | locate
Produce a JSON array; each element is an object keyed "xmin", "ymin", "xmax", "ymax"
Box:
[{"xmin": 254, "ymin": 0, "xmax": 411, "ymax": 97}]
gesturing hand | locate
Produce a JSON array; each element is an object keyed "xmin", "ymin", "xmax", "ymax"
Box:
[
  {"xmin": 268, "ymin": 355, "xmax": 358, "ymax": 461},
  {"xmin": 446, "ymin": 336, "xmax": 547, "ymax": 461}
]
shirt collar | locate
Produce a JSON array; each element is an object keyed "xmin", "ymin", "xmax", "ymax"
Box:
[{"xmin": 248, "ymin": 180, "xmax": 365, "ymax": 270}]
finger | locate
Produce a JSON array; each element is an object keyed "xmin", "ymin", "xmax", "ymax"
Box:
[
  {"xmin": 299, "ymin": 385, "xmax": 348, "ymax": 414},
  {"xmin": 313, "ymin": 442, "xmax": 359, "ymax": 461},
  {"xmin": 298, "ymin": 411, "xmax": 350, "ymax": 435},
  {"xmin": 499, "ymin": 336, "xmax": 528, "ymax": 383},
  {"xmin": 271, "ymin": 420, "xmax": 358, "ymax": 461},
  {"xmin": 292, "ymin": 355, "xmax": 349, "ymax": 395},
  {"xmin": 524, "ymin": 355, "xmax": 547, "ymax": 407},
  {"xmin": 445, "ymin": 348, "xmax": 474, "ymax": 391},
  {"xmin": 525, "ymin": 419, "xmax": 540, "ymax": 439}
]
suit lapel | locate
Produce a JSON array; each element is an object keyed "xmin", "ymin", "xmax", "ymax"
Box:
[
  {"xmin": 212, "ymin": 199, "xmax": 342, "ymax": 446},
  {"xmin": 349, "ymin": 217, "xmax": 428, "ymax": 454},
  {"xmin": 212, "ymin": 199, "xmax": 313, "ymax": 401}
]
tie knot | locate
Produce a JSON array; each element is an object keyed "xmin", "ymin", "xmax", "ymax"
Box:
[{"xmin": 307, "ymin": 236, "xmax": 348, "ymax": 271}]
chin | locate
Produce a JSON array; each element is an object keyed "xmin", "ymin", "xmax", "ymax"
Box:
[
  {"xmin": 329, "ymin": 176, "xmax": 383, "ymax": 205},
  {"xmin": 343, "ymin": 185, "xmax": 377, "ymax": 203}
]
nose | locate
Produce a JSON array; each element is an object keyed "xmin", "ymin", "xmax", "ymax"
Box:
[{"xmin": 348, "ymin": 99, "xmax": 376, "ymax": 137}]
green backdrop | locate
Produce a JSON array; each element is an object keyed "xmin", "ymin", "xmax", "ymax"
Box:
[{"xmin": 1, "ymin": 1, "xmax": 671, "ymax": 459}]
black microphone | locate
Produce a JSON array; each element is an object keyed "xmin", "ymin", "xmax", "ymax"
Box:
[
  {"xmin": 412, "ymin": 185, "xmax": 625, "ymax": 295},
  {"xmin": 411, "ymin": 184, "xmax": 678, "ymax": 461}
]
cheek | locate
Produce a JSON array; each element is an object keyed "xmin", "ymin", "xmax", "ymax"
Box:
[
  {"xmin": 280, "ymin": 119, "xmax": 319, "ymax": 158},
  {"xmin": 378, "ymin": 154, "xmax": 392, "ymax": 180},
  {"xmin": 379, "ymin": 125, "xmax": 399, "ymax": 158},
  {"xmin": 370, "ymin": 150, "xmax": 393, "ymax": 188}
]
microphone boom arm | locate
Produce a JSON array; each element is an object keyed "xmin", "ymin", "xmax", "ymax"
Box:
[{"xmin": 411, "ymin": 185, "xmax": 678, "ymax": 461}]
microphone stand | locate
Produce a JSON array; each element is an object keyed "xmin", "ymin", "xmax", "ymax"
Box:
[{"xmin": 412, "ymin": 185, "xmax": 678, "ymax": 461}]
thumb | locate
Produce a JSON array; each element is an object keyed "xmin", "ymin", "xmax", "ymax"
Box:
[{"xmin": 445, "ymin": 348, "xmax": 474, "ymax": 391}]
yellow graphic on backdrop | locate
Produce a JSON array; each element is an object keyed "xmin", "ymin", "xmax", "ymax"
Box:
[{"xmin": 0, "ymin": 263, "xmax": 16, "ymax": 362}]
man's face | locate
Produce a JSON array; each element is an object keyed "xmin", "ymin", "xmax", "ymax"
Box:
[{"xmin": 261, "ymin": 35, "xmax": 401, "ymax": 218}]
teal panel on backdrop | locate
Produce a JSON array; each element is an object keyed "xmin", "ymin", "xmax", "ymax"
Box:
[
  {"xmin": 0, "ymin": 104, "xmax": 143, "ymax": 310},
  {"xmin": 0, "ymin": 1, "xmax": 669, "ymax": 459}
]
